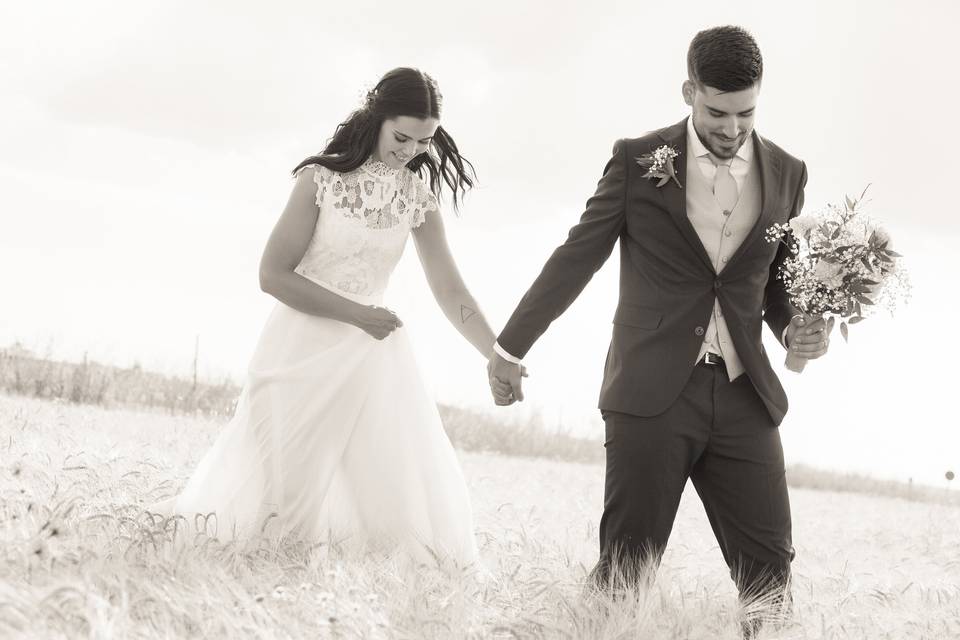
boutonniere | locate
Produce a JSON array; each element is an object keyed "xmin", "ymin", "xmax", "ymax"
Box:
[{"xmin": 636, "ymin": 145, "xmax": 682, "ymax": 189}]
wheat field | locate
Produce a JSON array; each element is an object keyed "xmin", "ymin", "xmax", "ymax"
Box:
[{"xmin": 1, "ymin": 394, "xmax": 959, "ymax": 639}]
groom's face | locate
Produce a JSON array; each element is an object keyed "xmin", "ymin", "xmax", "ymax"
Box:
[{"xmin": 683, "ymin": 81, "xmax": 759, "ymax": 160}]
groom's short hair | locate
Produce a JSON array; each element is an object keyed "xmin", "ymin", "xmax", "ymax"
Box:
[{"xmin": 687, "ymin": 26, "xmax": 763, "ymax": 92}]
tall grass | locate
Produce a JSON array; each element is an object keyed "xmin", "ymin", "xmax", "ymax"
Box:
[
  {"xmin": 0, "ymin": 345, "xmax": 599, "ymax": 462},
  {"xmin": 1, "ymin": 344, "xmax": 956, "ymax": 506},
  {"xmin": 2, "ymin": 395, "xmax": 958, "ymax": 639},
  {"xmin": 0, "ymin": 346, "xmax": 239, "ymax": 417}
]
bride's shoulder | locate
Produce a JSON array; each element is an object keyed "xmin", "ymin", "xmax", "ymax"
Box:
[
  {"xmin": 399, "ymin": 168, "xmax": 440, "ymax": 220},
  {"xmin": 293, "ymin": 163, "xmax": 338, "ymax": 184},
  {"xmin": 399, "ymin": 166, "xmax": 432, "ymax": 195}
]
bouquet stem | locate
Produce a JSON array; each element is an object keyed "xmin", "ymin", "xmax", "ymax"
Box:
[{"xmin": 784, "ymin": 350, "xmax": 808, "ymax": 373}]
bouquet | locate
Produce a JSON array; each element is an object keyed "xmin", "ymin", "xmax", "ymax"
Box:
[{"xmin": 765, "ymin": 186, "xmax": 910, "ymax": 372}]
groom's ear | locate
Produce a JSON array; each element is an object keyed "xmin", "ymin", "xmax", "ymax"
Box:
[{"xmin": 682, "ymin": 80, "xmax": 696, "ymax": 107}]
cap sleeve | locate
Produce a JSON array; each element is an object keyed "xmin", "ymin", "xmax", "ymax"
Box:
[
  {"xmin": 293, "ymin": 164, "xmax": 334, "ymax": 209},
  {"xmin": 410, "ymin": 175, "xmax": 440, "ymax": 229}
]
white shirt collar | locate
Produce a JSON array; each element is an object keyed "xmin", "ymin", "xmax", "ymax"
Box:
[{"xmin": 686, "ymin": 116, "xmax": 753, "ymax": 164}]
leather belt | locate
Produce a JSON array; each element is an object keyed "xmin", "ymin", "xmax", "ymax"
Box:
[{"xmin": 701, "ymin": 352, "xmax": 725, "ymax": 366}]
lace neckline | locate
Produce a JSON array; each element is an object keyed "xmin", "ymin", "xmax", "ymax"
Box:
[{"xmin": 361, "ymin": 156, "xmax": 400, "ymax": 178}]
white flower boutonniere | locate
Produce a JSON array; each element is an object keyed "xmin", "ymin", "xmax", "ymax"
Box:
[{"xmin": 636, "ymin": 145, "xmax": 682, "ymax": 189}]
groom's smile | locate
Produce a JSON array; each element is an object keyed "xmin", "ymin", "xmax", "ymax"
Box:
[{"xmin": 682, "ymin": 81, "xmax": 759, "ymax": 160}]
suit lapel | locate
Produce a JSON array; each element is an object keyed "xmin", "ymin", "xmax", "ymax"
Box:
[
  {"xmin": 655, "ymin": 119, "xmax": 715, "ymax": 273},
  {"xmin": 726, "ymin": 131, "xmax": 781, "ymax": 268}
]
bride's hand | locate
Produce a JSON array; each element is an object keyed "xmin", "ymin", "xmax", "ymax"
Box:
[{"xmin": 354, "ymin": 305, "xmax": 403, "ymax": 340}]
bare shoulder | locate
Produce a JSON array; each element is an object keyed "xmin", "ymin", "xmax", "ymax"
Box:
[{"xmin": 279, "ymin": 165, "xmax": 328, "ymax": 218}]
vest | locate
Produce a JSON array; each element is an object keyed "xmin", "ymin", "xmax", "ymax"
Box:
[{"xmin": 685, "ymin": 148, "xmax": 762, "ymax": 380}]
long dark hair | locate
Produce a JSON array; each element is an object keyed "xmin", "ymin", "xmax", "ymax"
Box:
[{"xmin": 292, "ymin": 67, "xmax": 476, "ymax": 210}]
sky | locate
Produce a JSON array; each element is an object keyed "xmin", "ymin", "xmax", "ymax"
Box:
[{"xmin": 2, "ymin": 0, "xmax": 958, "ymax": 485}]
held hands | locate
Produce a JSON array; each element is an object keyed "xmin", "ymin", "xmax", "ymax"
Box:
[
  {"xmin": 487, "ymin": 351, "xmax": 529, "ymax": 406},
  {"xmin": 785, "ymin": 315, "xmax": 835, "ymax": 360},
  {"xmin": 355, "ymin": 305, "xmax": 403, "ymax": 340}
]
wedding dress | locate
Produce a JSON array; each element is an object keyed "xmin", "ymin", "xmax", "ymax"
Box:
[{"xmin": 153, "ymin": 158, "xmax": 479, "ymax": 567}]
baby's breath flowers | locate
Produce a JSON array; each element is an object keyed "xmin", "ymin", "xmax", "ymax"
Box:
[
  {"xmin": 766, "ymin": 186, "xmax": 910, "ymax": 371},
  {"xmin": 636, "ymin": 145, "xmax": 682, "ymax": 188}
]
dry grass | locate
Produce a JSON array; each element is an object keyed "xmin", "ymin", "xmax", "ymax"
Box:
[
  {"xmin": 0, "ymin": 346, "xmax": 239, "ymax": 418},
  {"xmin": 1, "ymin": 395, "xmax": 959, "ymax": 639},
  {"xmin": 2, "ymin": 346, "xmax": 955, "ymax": 506}
]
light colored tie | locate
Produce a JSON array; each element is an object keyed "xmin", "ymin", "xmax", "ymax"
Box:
[{"xmin": 711, "ymin": 156, "xmax": 738, "ymax": 215}]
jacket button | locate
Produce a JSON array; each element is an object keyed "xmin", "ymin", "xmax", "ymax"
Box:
[
  {"xmin": 714, "ymin": 279, "xmax": 722, "ymax": 289},
  {"xmin": 695, "ymin": 326, "xmax": 705, "ymax": 336}
]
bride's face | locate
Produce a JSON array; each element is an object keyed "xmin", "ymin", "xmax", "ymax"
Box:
[
  {"xmin": 683, "ymin": 81, "xmax": 759, "ymax": 160},
  {"xmin": 373, "ymin": 116, "xmax": 439, "ymax": 169}
]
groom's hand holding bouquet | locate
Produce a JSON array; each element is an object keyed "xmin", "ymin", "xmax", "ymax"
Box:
[
  {"xmin": 767, "ymin": 186, "xmax": 910, "ymax": 372},
  {"xmin": 783, "ymin": 313, "xmax": 835, "ymax": 368}
]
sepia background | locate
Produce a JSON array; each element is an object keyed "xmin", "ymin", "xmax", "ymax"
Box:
[{"xmin": 2, "ymin": 0, "xmax": 957, "ymax": 485}]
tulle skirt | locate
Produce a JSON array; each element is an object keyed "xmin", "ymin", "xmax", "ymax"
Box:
[{"xmin": 152, "ymin": 298, "xmax": 479, "ymax": 568}]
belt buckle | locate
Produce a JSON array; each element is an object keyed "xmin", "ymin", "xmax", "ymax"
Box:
[{"xmin": 704, "ymin": 352, "xmax": 722, "ymax": 366}]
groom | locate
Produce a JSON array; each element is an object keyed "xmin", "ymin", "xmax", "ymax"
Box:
[{"xmin": 488, "ymin": 26, "xmax": 833, "ymax": 621}]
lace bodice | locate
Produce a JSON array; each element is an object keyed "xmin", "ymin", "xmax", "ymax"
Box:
[{"xmin": 293, "ymin": 158, "xmax": 439, "ymax": 303}]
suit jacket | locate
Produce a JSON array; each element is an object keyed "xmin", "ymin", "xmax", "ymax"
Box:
[{"xmin": 497, "ymin": 118, "xmax": 806, "ymax": 425}]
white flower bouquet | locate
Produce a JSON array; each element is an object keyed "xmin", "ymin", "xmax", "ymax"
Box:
[{"xmin": 765, "ymin": 186, "xmax": 910, "ymax": 372}]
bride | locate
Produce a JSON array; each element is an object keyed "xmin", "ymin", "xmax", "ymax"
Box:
[{"xmin": 152, "ymin": 67, "xmax": 515, "ymax": 568}]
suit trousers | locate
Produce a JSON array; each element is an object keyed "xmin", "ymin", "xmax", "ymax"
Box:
[{"xmin": 591, "ymin": 360, "xmax": 795, "ymax": 607}]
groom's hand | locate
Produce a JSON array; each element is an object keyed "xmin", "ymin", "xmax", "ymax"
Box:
[
  {"xmin": 785, "ymin": 315, "xmax": 835, "ymax": 360},
  {"xmin": 487, "ymin": 351, "xmax": 528, "ymax": 405}
]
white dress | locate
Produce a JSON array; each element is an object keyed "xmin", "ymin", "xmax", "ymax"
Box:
[{"xmin": 154, "ymin": 158, "xmax": 479, "ymax": 567}]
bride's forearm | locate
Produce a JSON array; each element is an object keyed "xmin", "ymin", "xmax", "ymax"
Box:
[
  {"xmin": 260, "ymin": 270, "xmax": 365, "ymax": 325},
  {"xmin": 435, "ymin": 288, "xmax": 497, "ymax": 358}
]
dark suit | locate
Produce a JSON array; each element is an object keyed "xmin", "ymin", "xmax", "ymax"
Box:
[{"xmin": 497, "ymin": 118, "xmax": 806, "ymax": 607}]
